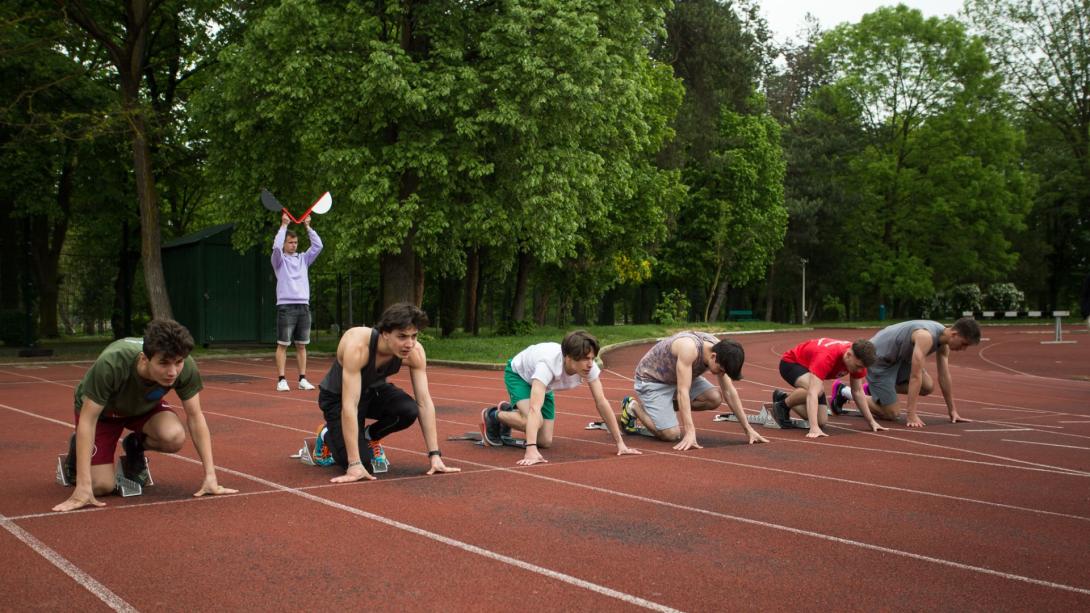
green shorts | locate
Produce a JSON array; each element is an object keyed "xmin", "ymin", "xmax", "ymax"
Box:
[{"xmin": 504, "ymin": 360, "xmax": 555, "ymax": 420}]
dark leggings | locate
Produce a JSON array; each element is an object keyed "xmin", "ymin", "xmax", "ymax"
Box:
[
  {"xmin": 318, "ymin": 384, "xmax": 419, "ymax": 471},
  {"xmin": 777, "ymin": 360, "xmax": 827, "ymax": 406}
]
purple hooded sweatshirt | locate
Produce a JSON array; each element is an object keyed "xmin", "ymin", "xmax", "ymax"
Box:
[{"xmin": 271, "ymin": 226, "xmax": 323, "ymax": 305}]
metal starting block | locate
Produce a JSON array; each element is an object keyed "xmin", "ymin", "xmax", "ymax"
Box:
[
  {"xmin": 370, "ymin": 452, "xmax": 389, "ymax": 473},
  {"xmin": 55, "ymin": 454, "xmax": 149, "ymax": 497},
  {"xmin": 447, "ymin": 431, "xmax": 527, "ymax": 448},
  {"xmin": 289, "ymin": 438, "xmax": 318, "ymax": 466},
  {"xmin": 713, "ymin": 405, "xmax": 811, "ymax": 429},
  {"xmin": 584, "ymin": 420, "xmax": 657, "ymax": 438}
]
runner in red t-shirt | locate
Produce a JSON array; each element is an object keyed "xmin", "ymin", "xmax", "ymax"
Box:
[{"xmin": 770, "ymin": 338, "xmax": 885, "ymax": 437}]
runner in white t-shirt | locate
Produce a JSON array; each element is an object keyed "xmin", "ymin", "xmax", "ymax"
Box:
[{"xmin": 481, "ymin": 330, "xmax": 640, "ymax": 465}]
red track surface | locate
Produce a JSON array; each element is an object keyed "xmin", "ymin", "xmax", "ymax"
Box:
[{"xmin": 2, "ymin": 325, "xmax": 1088, "ymax": 611}]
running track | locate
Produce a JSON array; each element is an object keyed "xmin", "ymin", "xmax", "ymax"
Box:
[{"xmin": 1, "ymin": 326, "xmax": 1088, "ymax": 611}]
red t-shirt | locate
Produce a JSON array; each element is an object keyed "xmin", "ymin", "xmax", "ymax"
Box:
[{"xmin": 781, "ymin": 338, "xmax": 866, "ymax": 380}]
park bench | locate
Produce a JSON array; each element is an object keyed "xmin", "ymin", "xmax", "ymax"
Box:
[{"xmin": 728, "ymin": 309, "xmax": 759, "ymax": 322}]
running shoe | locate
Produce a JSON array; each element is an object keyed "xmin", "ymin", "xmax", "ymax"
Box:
[
  {"xmin": 369, "ymin": 438, "xmax": 389, "ymax": 473},
  {"xmin": 120, "ymin": 432, "xmax": 151, "ymax": 486},
  {"xmin": 766, "ymin": 394, "xmax": 792, "ymax": 428},
  {"xmin": 830, "ymin": 380, "xmax": 847, "ymax": 415},
  {"xmin": 276, "ymin": 379, "xmax": 290, "ymax": 392},
  {"xmin": 619, "ymin": 396, "xmax": 639, "ymax": 434},
  {"xmin": 481, "ymin": 406, "xmax": 504, "ymax": 446},
  {"xmin": 298, "ymin": 377, "xmax": 316, "ymax": 391},
  {"xmin": 62, "ymin": 432, "xmax": 77, "ymax": 483}
]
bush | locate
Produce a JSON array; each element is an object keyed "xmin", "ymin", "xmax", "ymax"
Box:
[
  {"xmin": 495, "ymin": 319, "xmax": 535, "ymax": 336},
  {"xmin": 821, "ymin": 295, "xmax": 846, "ymax": 321},
  {"xmin": 0, "ymin": 309, "xmax": 36, "ymax": 347},
  {"xmin": 985, "ymin": 283, "xmax": 1025, "ymax": 311},
  {"xmin": 946, "ymin": 284, "xmax": 983, "ymax": 314},
  {"xmin": 653, "ymin": 289, "xmax": 690, "ymax": 326}
]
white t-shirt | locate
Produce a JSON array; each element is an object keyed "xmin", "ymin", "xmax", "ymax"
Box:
[{"xmin": 510, "ymin": 342, "xmax": 600, "ymax": 391}]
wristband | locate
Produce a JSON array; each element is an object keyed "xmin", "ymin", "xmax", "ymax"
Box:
[
  {"xmin": 347, "ymin": 460, "xmax": 363, "ymax": 468},
  {"xmin": 427, "ymin": 450, "xmax": 442, "ymax": 457},
  {"xmin": 525, "ymin": 443, "xmax": 537, "ymax": 447}
]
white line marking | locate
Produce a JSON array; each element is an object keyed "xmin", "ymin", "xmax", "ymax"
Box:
[
  {"xmin": 1059, "ymin": 421, "xmax": 1090, "ymax": 424},
  {"xmin": 1002, "ymin": 440, "xmax": 1090, "ymax": 451},
  {"xmin": 0, "ymin": 514, "xmax": 137, "ymax": 612},
  {"xmin": 8, "ymin": 403, "xmax": 1090, "ymax": 598},
  {"xmin": 965, "ymin": 428, "xmax": 1034, "ymax": 432}
]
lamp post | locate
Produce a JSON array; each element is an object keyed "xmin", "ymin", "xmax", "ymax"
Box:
[{"xmin": 800, "ymin": 257, "xmax": 808, "ymax": 323}]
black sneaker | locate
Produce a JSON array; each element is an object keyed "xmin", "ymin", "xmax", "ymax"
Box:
[
  {"xmin": 481, "ymin": 406, "xmax": 503, "ymax": 446},
  {"xmin": 772, "ymin": 389, "xmax": 788, "ymax": 406},
  {"xmin": 62, "ymin": 433, "xmax": 77, "ymax": 481},
  {"xmin": 120, "ymin": 432, "xmax": 151, "ymax": 486},
  {"xmin": 768, "ymin": 398, "xmax": 792, "ymax": 428},
  {"xmin": 830, "ymin": 380, "xmax": 847, "ymax": 415}
]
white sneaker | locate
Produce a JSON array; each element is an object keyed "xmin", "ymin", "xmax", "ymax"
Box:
[
  {"xmin": 276, "ymin": 379, "xmax": 290, "ymax": 392},
  {"xmin": 298, "ymin": 377, "xmax": 315, "ymax": 391}
]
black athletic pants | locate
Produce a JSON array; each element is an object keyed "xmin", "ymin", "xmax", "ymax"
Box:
[{"xmin": 318, "ymin": 383, "xmax": 419, "ymax": 472}]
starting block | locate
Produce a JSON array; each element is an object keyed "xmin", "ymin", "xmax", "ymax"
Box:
[
  {"xmin": 712, "ymin": 405, "xmax": 811, "ymax": 429},
  {"xmin": 447, "ymin": 431, "xmax": 527, "ymax": 448},
  {"xmin": 584, "ymin": 420, "xmax": 657, "ymax": 438},
  {"xmin": 55, "ymin": 454, "xmax": 149, "ymax": 497}
]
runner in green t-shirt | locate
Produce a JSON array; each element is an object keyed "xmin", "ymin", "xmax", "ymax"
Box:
[{"xmin": 52, "ymin": 319, "xmax": 237, "ymax": 512}]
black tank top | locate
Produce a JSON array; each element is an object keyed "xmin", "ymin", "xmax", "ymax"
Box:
[{"xmin": 319, "ymin": 329, "xmax": 403, "ymax": 394}]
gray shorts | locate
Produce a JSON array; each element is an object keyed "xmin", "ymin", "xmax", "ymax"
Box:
[
  {"xmin": 633, "ymin": 376, "xmax": 716, "ymax": 431},
  {"xmin": 276, "ymin": 304, "xmax": 311, "ymax": 345},
  {"xmin": 866, "ymin": 362, "xmax": 910, "ymax": 406}
]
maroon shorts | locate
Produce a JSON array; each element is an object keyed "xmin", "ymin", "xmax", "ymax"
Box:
[{"xmin": 73, "ymin": 402, "xmax": 176, "ymax": 465}]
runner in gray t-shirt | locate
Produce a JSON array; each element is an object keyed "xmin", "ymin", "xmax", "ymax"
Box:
[{"xmin": 864, "ymin": 317, "xmax": 981, "ymax": 428}]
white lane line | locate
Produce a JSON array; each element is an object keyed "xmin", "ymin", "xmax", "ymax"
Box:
[
  {"xmin": 0, "ymin": 514, "xmax": 137, "ymax": 612},
  {"xmin": 1002, "ymin": 440, "xmax": 1090, "ymax": 451},
  {"xmin": 965, "ymin": 428, "xmax": 1034, "ymax": 433},
  {"xmin": 8, "ymin": 403, "xmax": 1090, "ymax": 598},
  {"xmin": 0, "ymin": 406, "xmax": 677, "ymax": 612},
  {"xmin": 1059, "ymin": 421, "xmax": 1090, "ymax": 424}
]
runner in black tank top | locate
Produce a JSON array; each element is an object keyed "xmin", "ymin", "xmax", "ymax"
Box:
[{"xmin": 315, "ymin": 303, "xmax": 460, "ymax": 480}]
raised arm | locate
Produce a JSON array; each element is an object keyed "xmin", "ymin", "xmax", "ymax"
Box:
[
  {"xmin": 302, "ymin": 218, "xmax": 323, "ymax": 265},
  {"xmin": 270, "ymin": 215, "xmax": 289, "ymax": 266}
]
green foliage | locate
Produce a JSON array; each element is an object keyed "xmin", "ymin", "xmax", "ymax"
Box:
[
  {"xmin": 652, "ymin": 289, "xmax": 690, "ymax": 325},
  {"xmin": 821, "ymin": 295, "xmax": 846, "ymax": 321},
  {"xmin": 948, "ymin": 284, "xmax": 984, "ymax": 314}
]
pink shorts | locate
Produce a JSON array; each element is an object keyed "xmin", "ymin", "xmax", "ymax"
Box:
[{"xmin": 73, "ymin": 402, "xmax": 176, "ymax": 465}]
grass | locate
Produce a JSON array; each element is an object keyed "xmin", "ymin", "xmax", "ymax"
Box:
[{"xmin": 2, "ymin": 316, "xmax": 1079, "ymax": 365}]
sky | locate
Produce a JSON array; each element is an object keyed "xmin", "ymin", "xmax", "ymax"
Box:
[{"xmin": 758, "ymin": 0, "xmax": 965, "ymax": 42}]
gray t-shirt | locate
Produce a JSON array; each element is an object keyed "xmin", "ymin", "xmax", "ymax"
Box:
[{"xmin": 869, "ymin": 320, "xmax": 945, "ymax": 370}]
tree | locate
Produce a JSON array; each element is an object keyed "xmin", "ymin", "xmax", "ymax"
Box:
[
  {"xmin": 965, "ymin": 0, "xmax": 1090, "ymax": 308},
  {"xmin": 799, "ymin": 6, "xmax": 1032, "ymax": 314},
  {"xmin": 200, "ymin": 0, "xmax": 682, "ymax": 318}
]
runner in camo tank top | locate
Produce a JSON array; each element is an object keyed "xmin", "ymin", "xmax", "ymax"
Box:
[{"xmin": 618, "ymin": 331, "xmax": 768, "ymax": 450}]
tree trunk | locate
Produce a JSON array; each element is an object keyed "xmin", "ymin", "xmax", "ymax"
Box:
[
  {"xmin": 414, "ymin": 257, "xmax": 424, "ymax": 307},
  {"xmin": 463, "ymin": 248, "xmax": 480, "ymax": 334},
  {"xmin": 30, "ymin": 141, "xmax": 76, "ymax": 337},
  {"xmin": 597, "ymin": 288, "xmax": 616, "ymax": 325},
  {"xmin": 707, "ymin": 279, "xmax": 728, "ymax": 322},
  {"xmin": 533, "ymin": 284, "xmax": 552, "ymax": 327},
  {"xmin": 764, "ymin": 263, "xmax": 775, "ymax": 321},
  {"xmin": 382, "ymin": 231, "xmax": 416, "ymax": 308},
  {"xmin": 510, "ymin": 251, "xmax": 531, "ymax": 322},
  {"xmin": 111, "ymin": 221, "xmax": 138, "ymax": 339},
  {"xmin": 438, "ymin": 275, "xmax": 461, "ymax": 338}
]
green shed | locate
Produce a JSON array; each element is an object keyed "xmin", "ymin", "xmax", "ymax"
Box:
[{"xmin": 163, "ymin": 224, "xmax": 277, "ymax": 346}]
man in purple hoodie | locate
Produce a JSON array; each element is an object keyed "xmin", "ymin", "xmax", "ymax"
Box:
[{"xmin": 272, "ymin": 212, "xmax": 323, "ymax": 391}]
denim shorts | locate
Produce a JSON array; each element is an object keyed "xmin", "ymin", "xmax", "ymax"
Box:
[{"xmin": 276, "ymin": 304, "xmax": 311, "ymax": 345}]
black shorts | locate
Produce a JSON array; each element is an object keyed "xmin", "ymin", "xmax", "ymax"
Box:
[{"xmin": 778, "ymin": 360, "xmax": 827, "ymax": 405}]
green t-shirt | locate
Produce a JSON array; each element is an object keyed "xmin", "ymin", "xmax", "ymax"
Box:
[{"xmin": 73, "ymin": 338, "xmax": 203, "ymax": 418}]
